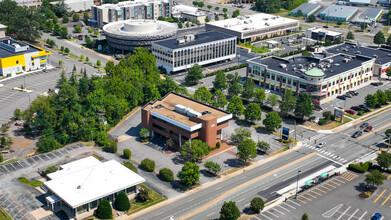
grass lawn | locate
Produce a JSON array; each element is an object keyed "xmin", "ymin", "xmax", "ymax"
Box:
[
  {"xmin": 127, "ymin": 184, "xmax": 165, "ymax": 215},
  {"xmin": 0, "ymin": 206, "xmax": 11, "ymax": 220},
  {"xmin": 318, "ymin": 117, "xmax": 351, "ymax": 130},
  {"xmin": 344, "ymin": 112, "xmax": 360, "ymax": 119},
  {"xmin": 18, "ymin": 177, "xmax": 43, "ymax": 188},
  {"xmin": 0, "ymin": 158, "xmax": 18, "ymax": 166}
]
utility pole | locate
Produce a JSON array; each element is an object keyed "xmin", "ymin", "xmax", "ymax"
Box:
[
  {"xmin": 295, "ymin": 170, "xmax": 301, "ymax": 199},
  {"xmin": 294, "ymin": 120, "xmax": 297, "ymax": 147}
]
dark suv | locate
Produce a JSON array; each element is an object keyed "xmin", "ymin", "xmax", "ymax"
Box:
[{"xmin": 352, "ymin": 131, "xmax": 363, "ymax": 138}]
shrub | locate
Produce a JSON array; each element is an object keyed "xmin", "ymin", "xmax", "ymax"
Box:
[
  {"xmin": 123, "ymin": 161, "xmax": 138, "ymax": 173},
  {"xmin": 250, "ymin": 197, "xmax": 264, "ymax": 213},
  {"xmin": 204, "ymin": 161, "xmax": 221, "ymax": 175},
  {"xmin": 136, "ymin": 188, "xmax": 149, "ymax": 202},
  {"xmin": 95, "ymin": 200, "xmax": 112, "ymax": 219},
  {"xmin": 104, "ymin": 139, "xmax": 117, "ymax": 153},
  {"xmin": 358, "ymin": 110, "xmax": 364, "ymax": 116},
  {"xmin": 141, "ymin": 158, "xmax": 155, "ymax": 172},
  {"xmin": 318, "ymin": 119, "xmax": 329, "ymax": 125},
  {"xmin": 114, "ymin": 191, "xmax": 131, "ymax": 211},
  {"xmin": 216, "ymin": 142, "xmax": 221, "ymax": 148},
  {"xmin": 260, "ymin": 105, "xmax": 273, "ymax": 112},
  {"xmin": 44, "ymin": 166, "xmax": 58, "ymax": 174},
  {"xmin": 0, "ymin": 153, "xmax": 3, "ymax": 163},
  {"xmin": 348, "ymin": 161, "xmax": 372, "ymax": 173},
  {"xmin": 123, "ymin": 149, "xmax": 131, "ymax": 159},
  {"xmin": 159, "ymin": 168, "xmax": 174, "ymax": 182}
]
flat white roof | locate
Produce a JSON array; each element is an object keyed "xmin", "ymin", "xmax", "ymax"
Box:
[
  {"xmin": 44, "ymin": 157, "xmax": 145, "ymax": 208},
  {"xmin": 172, "ymin": 4, "xmax": 198, "ymax": 14},
  {"xmin": 206, "ymin": 13, "xmax": 299, "ymax": 33},
  {"xmin": 47, "ymin": 156, "xmax": 102, "ymax": 180}
]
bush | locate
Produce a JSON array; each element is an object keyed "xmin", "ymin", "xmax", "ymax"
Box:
[
  {"xmin": 204, "ymin": 161, "xmax": 221, "ymax": 175},
  {"xmin": 250, "ymin": 197, "xmax": 264, "ymax": 213},
  {"xmin": 114, "ymin": 191, "xmax": 131, "ymax": 211},
  {"xmin": 348, "ymin": 161, "xmax": 372, "ymax": 173},
  {"xmin": 136, "ymin": 188, "xmax": 149, "ymax": 202},
  {"xmin": 159, "ymin": 168, "xmax": 174, "ymax": 182},
  {"xmin": 141, "ymin": 158, "xmax": 155, "ymax": 172},
  {"xmin": 260, "ymin": 105, "xmax": 273, "ymax": 112},
  {"xmin": 358, "ymin": 110, "xmax": 364, "ymax": 116},
  {"xmin": 44, "ymin": 166, "xmax": 58, "ymax": 174},
  {"xmin": 123, "ymin": 149, "xmax": 131, "ymax": 159},
  {"xmin": 123, "ymin": 161, "xmax": 138, "ymax": 173},
  {"xmin": 216, "ymin": 142, "xmax": 221, "ymax": 148},
  {"xmin": 104, "ymin": 139, "xmax": 117, "ymax": 153},
  {"xmin": 0, "ymin": 153, "xmax": 3, "ymax": 163},
  {"xmin": 95, "ymin": 200, "xmax": 112, "ymax": 219},
  {"xmin": 318, "ymin": 119, "xmax": 329, "ymax": 125}
]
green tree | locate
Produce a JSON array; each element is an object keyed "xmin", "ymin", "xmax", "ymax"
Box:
[
  {"xmin": 139, "ymin": 128, "xmax": 150, "ymax": 141},
  {"xmin": 0, "ymin": 153, "xmax": 2, "ymax": 163},
  {"xmin": 159, "ymin": 168, "xmax": 174, "ymax": 182},
  {"xmin": 257, "ymin": 141, "xmax": 270, "ymax": 152},
  {"xmin": 204, "ymin": 161, "xmax": 221, "ymax": 175},
  {"xmin": 194, "ymin": 86, "xmax": 212, "ymax": 104},
  {"xmin": 179, "ymin": 139, "xmax": 210, "ymax": 161},
  {"xmin": 53, "ymin": 24, "xmax": 61, "ymax": 36},
  {"xmin": 185, "ymin": 21, "xmax": 190, "ymax": 27},
  {"xmin": 115, "ymin": 191, "xmax": 131, "ymax": 211},
  {"xmin": 53, "ymin": 0, "xmax": 69, "ymax": 17},
  {"xmin": 228, "ymin": 81, "xmax": 243, "ymax": 97},
  {"xmin": 294, "ymin": 93, "xmax": 313, "ymax": 119},
  {"xmin": 72, "ymin": 13, "xmax": 80, "ymax": 22},
  {"xmin": 254, "ymin": 88, "xmax": 266, "ymax": 104},
  {"xmin": 205, "ymin": 16, "xmax": 210, "ymax": 22},
  {"xmin": 223, "ymin": 8, "xmax": 228, "ymax": 13},
  {"xmin": 296, "ymin": 9, "xmax": 303, "ymax": 16},
  {"xmin": 241, "ymin": 79, "xmax": 255, "ymax": 100},
  {"xmin": 198, "ymin": 1, "xmax": 204, "ymax": 8},
  {"xmin": 215, "ymin": 7, "xmax": 220, "ymax": 11},
  {"xmin": 37, "ymin": 136, "xmax": 62, "ymax": 152},
  {"xmin": 195, "ymin": 20, "xmax": 201, "ymax": 26},
  {"xmin": 244, "ymin": 103, "xmax": 262, "ymax": 122},
  {"xmin": 141, "ymin": 158, "xmax": 155, "ymax": 172},
  {"xmin": 308, "ymin": 14, "xmax": 316, "ymax": 22},
  {"xmin": 60, "ymin": 26, "xmax": 68, "ymax": 39},
  {"xmin": 230, "ymin": 127, "xmax": 251, "ymax": 144},
  {"xmin": 192, "ymin": 1, "xmax": 198, "ymax": 6},
  {"xmin": 83, "ymin": 12, "xmax": 89, "ymax": 22},
  {"xmin": 46, "ymin": 19, "xmax": 54, "ymax": 31},
  {"xmin": 232, "ymin": 9, "xmax": 240, "ymax": 18},
  {"xmin": 47, "ymin": 39, "xmax": 55, "ymax": 48},
  {"xmin": 237, "ymin": 139, "xmax": 257, "ymax": 163},
  {"xmin": 97, "ymin": 60, "xmax": 102, "ymax": 67},
  {"xmin": 178, "ymin": 162, "xmax": 200, "ymax": 186},
  {"xmin": 377, "ymin": 153, "xmax": 391, "ymax": 171},
  {"xmin": 250, "ymin": 197, "xmax": 264, "ymax": 213},
  {"xmin": 360, "ymin": 22, "xmax": 367, "ymax": 31},
  {"xmin": 215, "ymin": 15, "xmax": 219, "ymax": 21},
  {"xmin": 376, "ymin": 90, "xmax": 388, "ymax": 106},
  {"xmin": 136, "ymin": 188, "xmax": 149, "ymax": 202},
  {"xmin": 227, "ymin": 96, "xmax": 244, "ymax": 117},
  {"xmin": 213, "ymin": 70, "xmax": 228, "ymax": 90},
  {"xmin": 266, "ymin": 94, "xmax": 279, "ymax": 107},
  {"xmin": 207, "ymin": 5, "xmax": 212, "ymax": 9},
  {"xmin": 62, "ymin": 14, "xmax": 69, "ymax": 23},
  {"xmin": 0, "ymin": 137, "xmax": 6, "ymax": 147},
  {"xmin": 365, "ymin": 169, "xmax": 387, "ymax": 189},
  {"xmin": 279, "ymin": 89, "xmax": 296, "ymax": 116},
  {"xmin": 263, "ymin": 112, "xmax": 282, "ymax": 131},
  {"xmin": 178, "ymin": 21, "xmax": 183, "ymax": 28},
  {"xmin": 347, "ymin": 31, "xmax": 355, "ymax": 40},
  {"xmin": 185, "ymin": 64, "xmax": 203, "ymax": 85},
  {"xmin": 104, "ymin": 139, "xmax": 117, "ymax": 153},
  {"xmin": 123, "ymin": 149, "xmax": 131, "ymax": 159},
  {"xmin": 74, "ymin": 25, "xmax": 81, "ymax": 33},
  {"xmin": 64, "ymin": 47, "xmax": 70, "ymax": 53},
  {"xmin": 220, "ymin": 201, "xmax": 240, "ymax": 220},
  {"xmin": 211, "ymin": 90, "xmax": 227, "ymax": 109},
  {"xmin": 85, "ymin": 57, "xmax": 89, "ymax": 62},
  {"xmin": 365, "ymin": 94, "xmax": 378, "ymax": 108},
  {"xmin": 386, "ymin": 67, "xmax": 391, "ymax": 79},
  {"xmin": 95, "ymin": 200, "xmax": 112, "ymax": 219},
  {"xmin": 13, "ymin": 108, "xmax": 22, "ymax": 120},
  {"xmin": 224, "ymin": 13, "xmax": 229, "ymax": 19},
  {"xmin": 374, "ymin": 31, "xmax": 385, "ymax": 47},
  {"xmin": 88, "ymin": 28, "xmax": 93, "ymax": 33},
  {"xmin": 337, "ymin": 20, "xmax": 342, "ymax": 26},
  {"xmin": 302, "ymin": 213, "xmax": 309, "ymax": 220},
  {"xmin": 94, "ymin": 30, "xmax": 99, "ymax": 36},
  {"xmin": 322, "ymin": 111, "xmax": 332, "ymax": 120}
]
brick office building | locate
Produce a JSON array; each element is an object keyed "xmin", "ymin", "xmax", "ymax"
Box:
[{"xmin": 141, "ymin": 92, "xmax": 232, "ymax": 148}]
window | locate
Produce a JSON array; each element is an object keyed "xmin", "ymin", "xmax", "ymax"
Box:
[{"xmin": 16, "ymin": 60, "xmax": 19, "ymax": 64}]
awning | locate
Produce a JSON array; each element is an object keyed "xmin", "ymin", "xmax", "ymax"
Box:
[
  {"xmin": 305, "ymin": 180, "xmax": 314, "ymax": 184},
  {"xmin": 320, "ymin": 172, "xmax": 329, "ymax": 177}
]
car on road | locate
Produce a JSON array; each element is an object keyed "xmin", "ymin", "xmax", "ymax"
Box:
[
  {"xmin": 371, "ymin": 213, "xmax": 382, "ymax": 220},
  {"xmin": 360, "ymin": 122, "xmax": 369, "ymax": 129},
  {"xmin": 352, "ymin": 130, "xmax": 363, "ymax": 138},
  {"xmin": 364, "ymin": 126, "xmax": 373, "ymax": 132},
  {"xmin": 316, "ymin": 142, "xmax": 326, "ymax": 148},
  {"xmin": 371, "ymin": 82, "xmax": 384, "ymax": 86},
  {"xmin": 337, "ymin": 95, "xmax": 347, "ymax": 100},
  {"xmin": 345, "ymin": 109, "xmax": 356, "ymax": 115}
]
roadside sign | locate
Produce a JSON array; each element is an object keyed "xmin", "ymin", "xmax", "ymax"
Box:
[{"xmin": 282, "ymin": 127, "xmax": 290, "ymax": 141}]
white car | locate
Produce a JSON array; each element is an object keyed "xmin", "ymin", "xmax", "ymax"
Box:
[
  {"xmin": 313, "ymin": 117, "xmax": 319, "ymax": 124},
  {"xmin": 264, "ymin": 89, "xmax": 270, "ymax": 94},
  {"xmin": 316, "ymin": 142, "xmax": 326, "ymax": 148}
]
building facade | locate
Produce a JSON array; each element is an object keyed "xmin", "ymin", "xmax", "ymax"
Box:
[
  {"xmin": 290, "ymin": 3, "xmax": 321, "ymax": 17},
  {"xmin": 152, "ymin": 31, "xmax": 236, "ymax": 73},
  {"xmin": 91, "ymin": 0, "xmax": 172, "ymax": 28},
  {"xmin": 247, "ymin": 53, "xmax": 375, "ymax": 101},
  {"xmin": 13, "ymin": 0, "xmax": 42, "ymax": 7},
  {"xmin": 305, "ymin": 27, "xmax": 345, "ymax": 42},
  {"xmin": 142, "ymin": 92, "xmax": 232, "ymax": 148}
]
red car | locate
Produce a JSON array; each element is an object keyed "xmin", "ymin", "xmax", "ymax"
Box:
[
  {"xmin": 364, "ymin": 126, "xmax": 373, "ymax": 132},
  {"xmin": 345, "ymin": 109, "xmax": 356, "ymax": 115}
]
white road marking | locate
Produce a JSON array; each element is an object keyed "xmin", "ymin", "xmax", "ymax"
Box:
[
  {"xmin": 216, "ymin": 186, "xmax": 223, "ymax": 190},
  {"xmin": 187, "ymin": 199, "xmax": 194, "ymax": 203},
  {"xmin": 317, "ymin": 153, "xmax": 343, "ymax": 166},
  {"xmin": 347, "ymin": 209, "xmax": 359, "ymax": 220},
  {"xmin": 273, "ymin": 208, "xmax": 285, "ymax": 215},
  {"xmin": 206, "ymin": 212, "xmax": 215, "ymax": 217},
  {"xmin": 277, "ymin": 205, "xmax": 291, "ymax": 212},
  {"xmin": 358, "ymin": 211, "xmax": 367, "ymax": 220},
  {"xmin": 288, "ymin": 200, "xmax": 301, "ymax": 206},
  {"xmin": 260, "ymin": 213, "xmax": 273, "ymax": 220},
  {"xmin": 282, "ymin": 202, "xmax": 296, "ymax": 209},
  {"xmin": 238, "ymin": 198, "xmax": 245, "ymax": 203},
  {"xmin": 337, "ymin": 206, "xmax": 351, "ymax": 220},
  {"xmin": 266, "ymin": 210, "xmax": 279, "ymax": 218},
  {"xmin": 253, "ymin": 216, "xmax": 261, "ymax": 220}
]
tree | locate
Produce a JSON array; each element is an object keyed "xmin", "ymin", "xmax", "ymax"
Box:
[
  {"xmin": 257, "ymin": 141, "xmax": 270, "ymax": 152},
  {"xmin": 213, "ymin": 70, "xmax": 228, "ymax": 90},
  {"xmin": 46, "ymin": 19, "xmax": 54, "ymax": 31},
  {"xmin": 37, "ymin": 136, "xmax": 62, "ymax": 152},
  {"xmin": 194, "ymin": 86, "xmax": 212, "ymax": 104},
  {"xmin": 74, "ymin": 25, "xmax": 81, "ymax": 33},
  {"xmin": 62, "ymin": 14, "xmax": 69, "ymax": 23},
  {"xmin": 159, "ymin": 168, "xmax": 174, "ymax": 182},
  {"xmin": 95, "ymin": 200, "xmax": 112, "ymax": 219},
  {"xmin": 376, "ymin": 90, "xmax": 388, "ymax": 106},
  {"xmin": 83, "ymin": 12, "xmax": 89, "ymax": 22},
  {"xmin": 337, "ymin": 20, "xmax": 343, "ymax": 26},
  {"xmin": 266, "ymin": 94, "xmax": 279, "ymax": 107},
  {"xmin": 365, "ymin": 169, "xmax": 387, "ymax": 188},
  {"xmin": 94, "ymin": 30, "xmax": 99, "ymax": 36},
  {"xmin": 227, "ymin": 96, "xmax": 244, "ymax": 117},
  {"xmin": 185, "ymin": 64, "xmax": 203, "ymax": 85},
  {"xmin": 204, "ymin": 161, "xmax": 221, "ymax": 175},
  {"xmin": 47, "ymin": 39, "xmax": 55, "ymax": 48},
  {"xmin": 386, "ymin": 67, "xmax": 391, "ymax": 79},
  {"xmin": 220, "ymin": 201, "xmax": 240, "ymax": 220},
  {"xmin": 195, "ymin": 20, "xmax": 201, "ymax": 26},
  {"xmin": 72, "ymin": 13, "xmax": 80, "ymax": 22},
  {"xmin": 244, "ymin": 103, "xmax": 262, "ymax": 122},
  {"xmin": 387, "ymin": 36, "xmax": 391, "ymax": 46},
  {"xmin": 104, "ymin": 139, "xmax": 117, "ymax": 153},
  {"xmin": 192, "ymin": 1, "xmax": 198, "ymax": 6},
  {"xmin": 123, "ymin": 149, "xmax": 131, "ymax": 159},
  {"xmin": 97, "ymin": 60, "xmax": 102, "ymax": 67},
  {"xmin": 178, "ymin": 162, "xmax": 200, "ymax": 186},
  {"xmin": 215, "ymin": 7, "xmax": 220, "ymax": 11},
  {"xmin": 139, "ymin": 128, "xmax": 150, "ymax": 141},
  {"xmin": 347, "ymin": 31, "xmax": 355, "ymax": 40},
  {"xmin": 374, "ymin": 31, "xmax": 385, "ymax": 47},
  {"xmin": 136, "ymin": 188, "xmax": 149, "ymax": 202},
  {"xmin": 0, "ymin": 153, "xmax": 3, "ymax": 163},
  {"xmin": 237, "ymin": 139, "xmax": 257, "ymax": 163},
  {"xmin": 263, "ymin": 112, "xmax": 282, "ymax": 132},
  {"xmin": 297, "ymin": 9, "xmax": 303, "ymax": 16},
  {"xmin": 207, "ymin": 5, "xmax": 212, "ymax": 10},
  {"xmin": 308, "ymin": 14, "xmax": 316, "ymax": 22},
  {"xmin": 53, "ymin": 0, "xmax": 69, "ymax": 17},
  {"xmin": 64, "ymin": 47, "xmax": 70, "ymax": 54},
  {"xmin": 115, "ymin": 191, "xmax": 131, "ymax": 211},
  {"xmin": 294, "ymin": 93, "xmax": 313, "ymax": 119},
  {"xmin": 232, "ymin": 9, "xmax": 240, "ymax": 18},
  {"xmin": 60, "ymin": 27, "xmax": 68, "ymax": 39},
  {"xmin": 178, "ymin": 21, "xmax": 183, "ymax": 28},
  {"xmin": 322, "ymin": 111, "xmax": 332, "ymax": 120},
  {"xmin": 205, "ymin": 16, "xmax": 210, "ymax": 22},
  {"xmin": 254, "ymin": 88, "xmax": 266, "ymax": 104},
  {"xmin": 230, "ymin": 127, "xmax": 251, "ymax": 144},
  {"xmin": 85, "ymin": 57, "xmax": 89, "ymax": 62},
  {"xmin": 179, "ymin": 139, "xmax": 210, "ymax": 161},
  {"xmin": 279, "ymin": 89, "xmax": 296, "ymax": 116},
  {"xmin": 13, "ymin": 108, "xmax": 22, "ymax": 120},
  {"xmin": 0, "ymin": 137, "xmax": 6, "ymax": 147},
  {"xmin": 250, "ymin": 197, "xmax": 264, "ymax": 213},
  {"xmin": 53, "ymin": 24, "xmax": 61, "ymax": 36},
  {"xmin": 224, "ymin": 13, "xmax": 229, "ymax": 19},
  {"xmin": 302, "ymin": 213, "xmax": 309, "ymax": 220},
  {"xmin": 223, "ymin": 8, "xmax": 228, "ymax": 13},
  {"xmin": 141, "ymin": 158, "xmax": 155, "ymax": 172},
  {"xmin": 88, "ymin": 28, "xmax": 93, "ymax": 33},
  {"xmin": 215, "ymin": 15, "xmax": 219, "ymax": 21},
  {"xmin": 211, "ymin": 90, "xmax": 227, "ymax": 109},
  {"xmin": 377, "ymin": 153, "xmax": 391, "ymax": 171},
  {"xmin": 365, "ymin": 94, "xmax": 378, "ymax": 108},
  {"xmin": 228, "ymin": 81, "xmax": 243, "ymax": 97},
  {"xmin": 360, "ymin": 22, "xmax": 367, "ymax": 31},
  {"xmin": 241, "ymin": 79, "xmax": 255, "ymax": 100},
  {"xmin": 198, "ymin": 1, "xmax": 204, "ymax": 8}
]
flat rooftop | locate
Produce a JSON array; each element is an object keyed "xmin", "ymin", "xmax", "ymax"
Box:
[
  {"xmin": 153, "ymin": 31, "xmax": 235, "ymax": 50},
  {"xmin": 143, "ymin": 92, "xmax": 231, "ymax": 127},
  {"xmin": 249, "ymin": 54, "xmax": 373, "ymax": 79},
  {"xmin": 205, "ymin": 13, "xmax": 299, "ymax": 33},
  {"xmin": 0, "ymin": 37, "xmax": 39, "ymax": 58},
  {"xmin": 47, "ymin": 156, "xmax": 102, "ymax": 180},
  {"xmin": 325, "ymin": 42, "xmax": 391, "ymax": 65},
  {"xmin": 319, "ymin": 5, "xmax": 358, "ymax": 19},
  {"xmin": 96, "ymin": 0, "xmax": 169, "ymax": 9},
  {"xmin": 310, "ymin": 28, "xmax": 342, "ymax": 36},
  {"xmin": 355, "ymin": 8, "xmax": 382, "ymax": 22},
  {"xmin": 290, "ymin": 3, "xmax": 321, "ymax": 15},
  {"xmin": 44, "ymin": 157, "xmax": 145, "ymax": 208}
]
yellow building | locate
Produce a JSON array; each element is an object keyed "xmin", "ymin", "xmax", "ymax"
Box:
[{"xmin": 0, "ymin": 24, "xmax": 51, "ymax": 77}]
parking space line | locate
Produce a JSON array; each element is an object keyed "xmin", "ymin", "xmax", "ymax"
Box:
[
  {"xmin": 337, "ymin": 206, "xmax": 351, "ymax": 220},
  {"xmin": 305, "ymin": 192, "xmax": 317, "ymax": 198},
  {"xmin": 334, "ymin": 178, "xmax": 345, "ymax": 184},
  {"xmin": 298, "ymin": 195, "xmax": 312, "ymax": 201},
  {"xmin": 277, "ymin": 205, "xmax": 290, "ymax": 212},
  {"xmin": 272, "ymin": 208, "xmax": 285, "ymax": 215},
  {"xmin": 319, "ymin": 185, "xmax": 332, "ymax": 191},
  {"xmin": 282, "ymin": 202, "xmax": 295, "ymax": 209},
  {"xmin": 323, "ymin": 183, "xmax": 336, "ymax": 188},
  {"xmin": 253, "ymin": 216, "xmax": 261, "ymax": 220},
  {"xmin": 266, "ymin": 211, "xmax": 279, "ymax": 218},
  {"xmin": 314, "ymin": 187, "xmax": 327, "ymax": 193},
  {"xmin": 388, "ymin": 174, "xmax": 391, "ymax": 180},
  {"xmin": 259, "ymin": 213, "xmax": 272, "ymax": 220},
  {"xmin": 382, "ymin": 193, "xmax": 391, "ymax": 205},
  {"xmin": 374, "ymin": 189, "xmax": 386, "ymax": 203},
  {"xmin": 347, "ymin": 209, "xmax": 359, "ymax": 220},
  {"xmin": 309, "ymin": 190, "xmax": 322, "ymax": 196},
  {"xmin": 329, "ymin": 180, "xmax": 341, "ymax": 186},
  {"xmin": 358, "ymin": 211, "xmax": 367, "ymax": 220},
  {"xmin": 288, "ymin": 200, "xmax": 301, "ymax": 206},
  {"xmin": 296, "ymin": 198, "xmax": 307, "ymax": 204}
]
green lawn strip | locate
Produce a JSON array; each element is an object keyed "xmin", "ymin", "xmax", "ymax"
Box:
[
  {"xmin": 0, "ymin": 158, "xmax": 18, "ymax": 166},
  {"xmin": 18, "ymin": 177, "xmax": 43, "ymax": 188},
  {"xmin": 344, "ymin": 112, "xmax": 360, "ymax": 119},
  {"xmin": 0, "ymin": 206, "xmax": 12, "ymax": 220},
  {"xmin": 127, "ymin": 184, "xmax": 165, "ymax": 215}
]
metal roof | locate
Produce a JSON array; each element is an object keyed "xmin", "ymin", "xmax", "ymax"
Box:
[
  {"xmin": 319, "ymin": 5, "xmax": 358, "ymax": 19},
  {"xmin": 290, "ymin": 3, "xmax": 321, "ymax": 15},
  {"xmin": 355, "ymin": 8, "xmax": 382, "ymax": 23}
]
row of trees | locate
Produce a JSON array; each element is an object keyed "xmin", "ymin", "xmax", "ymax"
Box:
[
  {"xmin": 364, "ymin": 89, "xmax": 391, "ymax": 109},
  {"xmin": 255, "ymin": 0, "xmax": 306, "ymax": 13}
]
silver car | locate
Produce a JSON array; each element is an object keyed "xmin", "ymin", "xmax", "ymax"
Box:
[{"xmin": 316, "ymin": 142, "xmax": 326, "ymax": 148}]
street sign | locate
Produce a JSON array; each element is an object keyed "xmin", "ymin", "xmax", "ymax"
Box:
[{"xmin": 282, "ymin": 127, "xmax": 290, "ymax": 141}]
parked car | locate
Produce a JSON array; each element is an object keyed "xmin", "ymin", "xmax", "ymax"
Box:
[
  {"xmin": 345, "ymin": 109, "xmax": 356, "ymax": 115},
  {"xmin": 350, "ymin": 91, "xmax": 359, "ymax": 96},
  {"xmin": 371, "ymin": 213, "xmax": 382, "ymax": 220},
  {"xmin": 344, "ymin": 93, "xmax": 353, "ymax": 98},
  {"xmin": 360, "ymin": 123, "xmax": 369, "ymax": 129},
  {"xmin": 359, "ymin": 104, "xmax": 369, "ymax": 111},
  {"xmin": 264, "ymin": 89, "xmax": 271, "ymax": 94},
  {"xmin": 316, "ymin": 142, "xmax": 326, "ymax": 148},
  {"xmin": 351, "ymin": 106, "xmax": 360, "ymax": 111},
  {"xmin": 352, "ymin": 130, "xmax": 363, "ymax": 138},
  {"xmin": 337, "ymin": 95, "xmax": 347, "ymax": 100},
  {"xmin": 308, "ymin": 116, "xmax": 316, "ymax": 122},
  {"xmin": 371, "ymin": 82, "xmax": 384, "ymax": 86},
  {"xmin": 364, "ymin": 126, "xmax": 373, "ymax": 132},
  {"xmin": 313, "ymin": 117, "xmax": 319, "ymax": 124}
]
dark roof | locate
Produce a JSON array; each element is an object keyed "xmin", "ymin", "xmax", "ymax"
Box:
[
  {"xmin": 153, "ymin": 31, "xmax": 235, "ymax": 50},
  {"xmin": 326, "ymin": 42, "xmax": 391, "ymax": 65},
  {"xmin": 251, "ymin": 53, "xmax": 373, "ymax": 79},
  {"xmin": 0, "ymin": 37, "xmax": 39, "ymax": 58}
]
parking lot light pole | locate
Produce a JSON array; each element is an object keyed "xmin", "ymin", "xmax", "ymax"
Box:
[{"xmin": 295, "ymin": 170, "xmax": 301, "ymax": 199}]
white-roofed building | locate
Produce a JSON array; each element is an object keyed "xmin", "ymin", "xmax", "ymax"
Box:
[{"xmin": 43, "ymin": 156, "xmax": 145, "ymax": 218}]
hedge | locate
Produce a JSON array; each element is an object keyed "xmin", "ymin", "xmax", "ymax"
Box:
[
  {"xmin": 348, "ymin": 161, "xmax": 372, "ymax": 173},
  {"xmin": 141, "ymin": 158, "xmax": 155, "ymax": 172},
  {"xmin": 44, "ymin": 166, "xmax": 58, "ymax": 174},
  {"xmin": 123, "ymin": 161, "xmax": 138, "ymax": 173},
  {"xmin": 372, "ymin": 164, "xmax": 391, "ymax": 173},
  {"xmin": 318, "ymin": 119, "xmax": 329, "ymax": 125},
  {"xmin": 123, "ymin": 149, "xmax": 131, "ymax": 159},
  {"xmin": 159, "ymin": 168, "xmax": 174, "ymax": 182},
  {"xmin": 104, "ymin": 139, "xmax": 117, "ymax": 153}
]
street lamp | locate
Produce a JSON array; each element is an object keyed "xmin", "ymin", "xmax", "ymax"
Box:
[{"xmin": 295, "ymin": 170, "xmax": 301, "ymax": 199}]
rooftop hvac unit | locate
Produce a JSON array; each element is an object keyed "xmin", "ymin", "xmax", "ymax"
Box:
[
  {"xmin": 388, "ymin": 54, "xmax": 391, "ymax": 57},
  {"xmin": 174, "ymin": 104, "xmax": 202, "ymax": 118},
  {"xmin": 184, "ymin": 34, "xmax": 195, "ymax": 42},
  {"xmin": 244, "ymin": 20, "xmax": 249, "ymax": 24},
  {"xmin": 177, "ymin": 39, "xmax": 185, "ymax": 44},
  {"xmin": 373, "ymin": 54, "xmax": 378, "ymax": 58},
  {"xmin": 343, "ymin": 58, "xmax": 350, "ymax": 63},
  {"xmin": 280, "ymin": 63, "xmax": 287, "ymax": 68},
  {"xmin": 356, "ymin": 51, "xmax": 361, "ymax": 55},
  {"xmin": 265, "ymin": 22, "xmax": 269, "ymax": 26},
  {"xmin": 335, "ymin": 63, "xmax": 340, "ymax": 66}
]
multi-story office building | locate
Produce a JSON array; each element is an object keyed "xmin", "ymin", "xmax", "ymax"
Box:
[
  {"xmin": 152, "ymin": 31, "xmax": 236, "ymax": 73},
  {"xmin": 0, "ymin": 25, "xmax": 51, "ymax": 77},
  {"xmin": 13, "ymin": 0, "xmax": 42, "ymax": 7},
  {"xmin": 142, "ymin": 92, "xmax": 232, "ymax": 148},
  {"xmin": 91, "ymin": 0, "xmax": 172, "ymax": 28},
  {"xmin": 247, "ymin": 53, "xmax": 375, "ymax": 100},
  {"xmin": 305, "ymin": 27, "xmax": 344, "ymax": 42}
]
